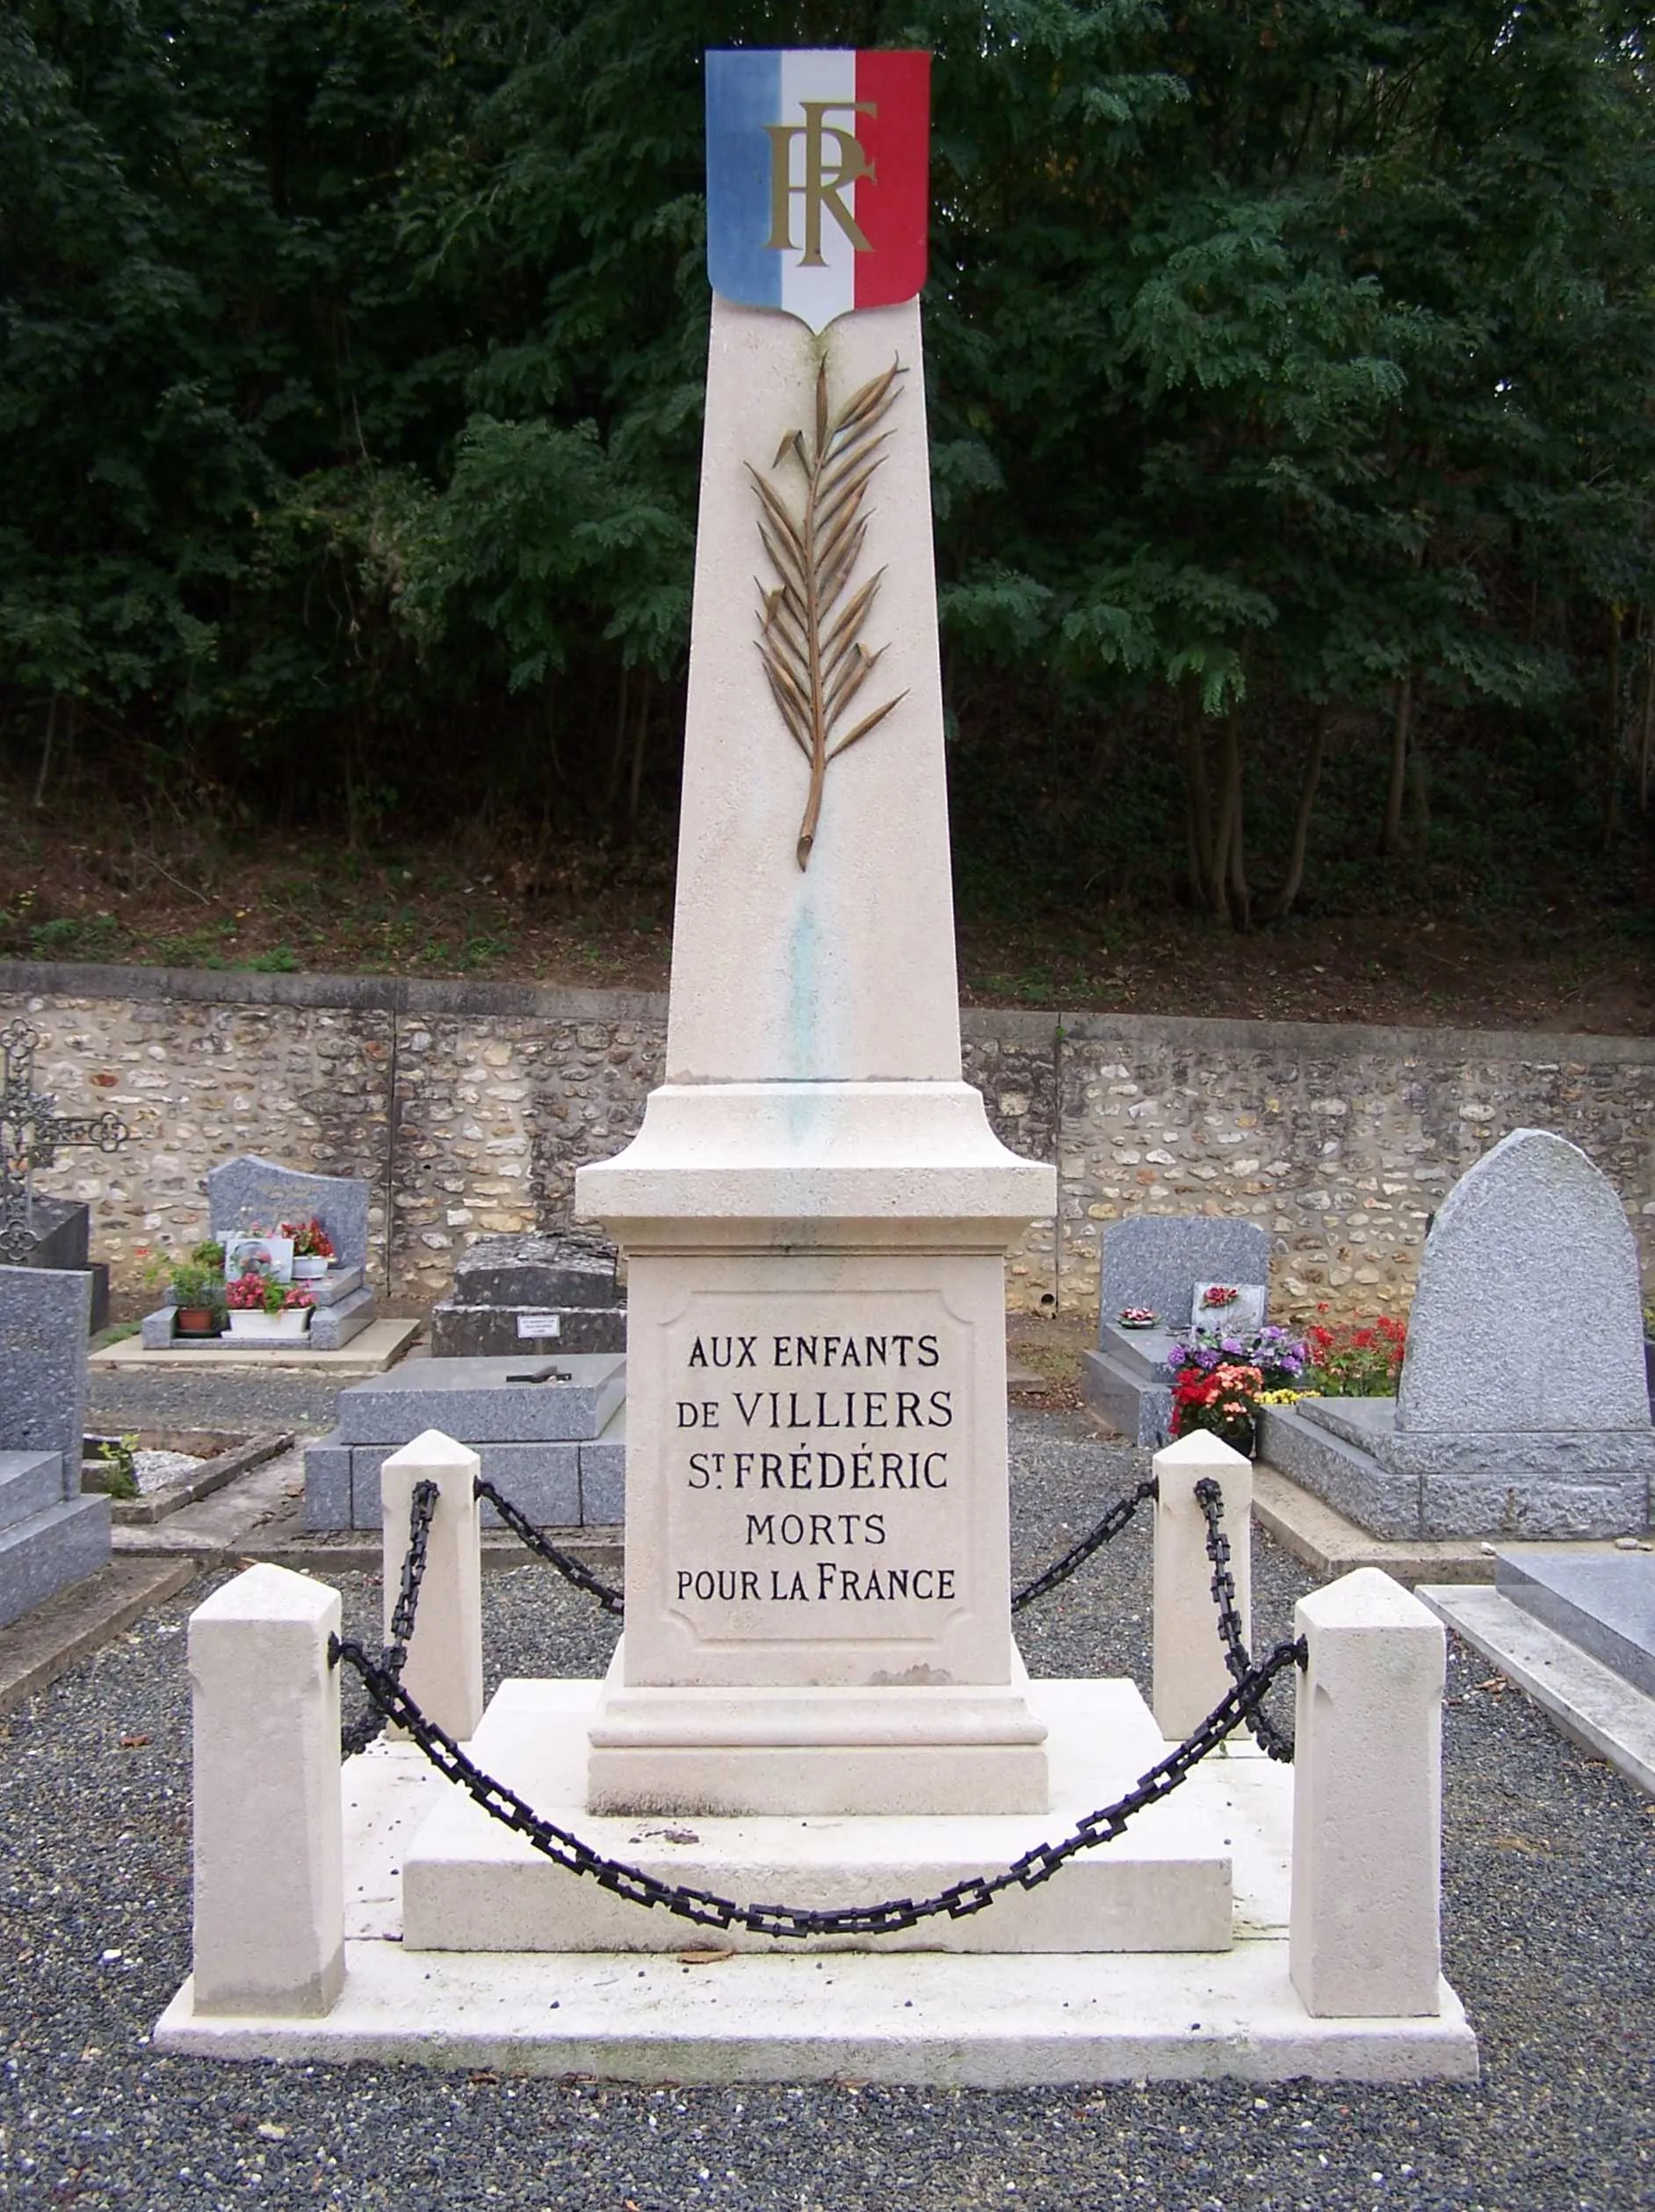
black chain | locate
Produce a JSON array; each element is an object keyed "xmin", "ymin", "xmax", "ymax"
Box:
[
  {"xmin": 329, "ymin": 1628, "xmax": 1304, "ymax": 1939},
  {"xmin": 474, "ymin": 1475, "xmax": 625, "ymax": 1616},
  {"xmin": 1010, "ymin": 1476, "xmax": 1158, "ymax": 1613},
  {"xmin": 1193, "ymin": 1475, "xmax": 1295, "ymax": 1762},
  {"xmin": 340, "ymin": 1478, "xmax": 440, "ymax": 1756}
]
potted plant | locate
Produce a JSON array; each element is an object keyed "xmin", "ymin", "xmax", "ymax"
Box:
[
  {"xmin": 282, "ymin": 1217, "xmax": 336, "ymax": 1281},
  {"xmin": 169, "ymin": 1260, "xmax": 225, "ymax": 1339},
  {"xmin": 225, "ymin": 1269, "xmax": 315, "ymax": 1341}
]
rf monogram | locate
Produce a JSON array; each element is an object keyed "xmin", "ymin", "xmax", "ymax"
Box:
[{"xmin": 762, "ymin": 100, "xmax": 877, "ymax": 264}]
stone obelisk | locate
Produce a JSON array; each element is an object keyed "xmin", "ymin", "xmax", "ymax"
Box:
[{"xmin": 577, "ymin": 52, "xmax": 1054, "ymax": 1816}]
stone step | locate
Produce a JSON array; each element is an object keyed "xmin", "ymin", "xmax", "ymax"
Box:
[
  {"xmin": 311, "ymin": 1284, "xmax": 378, "ymax": 1353},
  {"xmin": 0, "ymin": 1494, "xmax": 112, "ymax": 1633},
  {"xmin": 400, "ymin": 1676, "xmax": 1236, "ymax": 1955},
  {"xmin": 429, "ymin": 1304, "xmax": 627, "ymax": 1360},
  {"xmin": 0, "ymin": 1451, "xmax": 66, "ymax": 1534}
]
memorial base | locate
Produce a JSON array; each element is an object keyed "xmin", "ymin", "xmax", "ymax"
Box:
[
  {"xmin": 585, "ymin": 1643, "xmax": 1049, "ymax": 1815},
  {"xmin": 155, "ymin": 1677, "xmax": 1480, "ymax": 2083}
]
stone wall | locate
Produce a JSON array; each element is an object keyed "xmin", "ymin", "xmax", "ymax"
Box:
[{"xmin": 4, "ymin": 962, "xmax": 1651, "ymax": 1321}]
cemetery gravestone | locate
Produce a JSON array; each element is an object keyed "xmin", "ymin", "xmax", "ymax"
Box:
[
  {"xmin": 302, "ymin": 1355, "xmax": 626, "ymax": 1531},
  {"xmin": 141, "ymin": 1154, "xmax": 379, "ymax": 1351},
  {"xmin": 0, "ymin": 1264, "xmax": 111, "ymax": 1627},
  {"xmin": 1262, "ymin": 1129, "xmax": 1655, "ymax": 1538},
  {"xmin": 429, "ymin": 1229, "xmax": 626, "ymax": 1358},
  {"xmin": 1083, "ymin": 1217, "xmax": 1274, "ymax": 1445}
]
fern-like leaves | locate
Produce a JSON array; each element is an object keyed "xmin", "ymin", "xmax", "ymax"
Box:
[{"xmin": 749, "ymin": 358, "xmax": 907, "ymax": 869}]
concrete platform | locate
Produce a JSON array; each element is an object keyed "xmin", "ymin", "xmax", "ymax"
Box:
[
  {"xmin": 1419, "ymin": 1581, "xmax": 1655, "ymax": 1796},
  {"xmin": 155, "ymin": 1943, "xmax": 1478, "ymax": 2085},
  {"xmin": 91, "ymin": 1318, "xmax": 421, "ymax": 1374},
  {"xmin": 155, "ymin": 1683, "xmax": 1478, "ymax": 2084},
  {"xmin": 403, "ymin": 1678, "xmax": 1239, "ymax": 1953}
]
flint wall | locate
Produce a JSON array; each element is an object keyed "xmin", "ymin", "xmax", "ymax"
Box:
[{"xmin": 3, "ymin": 963, "xmax": 1651, "ymax": 1320}]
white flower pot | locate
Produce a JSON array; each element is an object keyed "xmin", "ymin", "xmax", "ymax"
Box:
[
  {"xmin": 292, "ymin": 1256, "xmax": 329, "ymax": 1281},
  {"xmin": 227, "ymin": 1309, "xmax": 311, "ymax": 1341}
]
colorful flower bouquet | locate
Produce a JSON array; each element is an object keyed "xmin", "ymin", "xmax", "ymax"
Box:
[
  {"xmin": 1302, "ymin": 1312, "xmax": 1407, "ymax": 1396},
  {"xmin": 1170, "ymin": 1360, "xmax": 1266, "ymax": 1452},
  {"xmin": 1200, "ymin": 1284, "xmax": 1240, "ymax": 1311},
  {"xmin": 1167, "ymin": 1322, "xmax": 1310, "ymax": 1391},
  {"xmin": 281, "ymin": 1217, "xmax": 336, "ymax": 1280},
  {"xmin": 1117, "ymin": 1306, "xmax": 1160, "ymax": 1329},
  {"xmin": 225, "ymin": 1269, "xmax": 315, "ymax": 1340}
]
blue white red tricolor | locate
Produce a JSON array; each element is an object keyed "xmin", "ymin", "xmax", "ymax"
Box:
[{"xmin": 705, "ymin": 48, "xmax": 930, "ymax": 332}]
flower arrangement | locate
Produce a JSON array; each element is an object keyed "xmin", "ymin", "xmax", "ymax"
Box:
[
  {"xmin": 226, "ymin": 1269, "xmax": 314, "ymax": 1317},
  {"xmin": 1167, "ymin": 1323, "xmax": 1309, "ymax": 1390},
  {"xmin": 1171, "ymin": 1360, "xmax": 1266, "ymax": 1452},
  {"xmin": 1200, "ymin": 1284, "xmax": 1240, "ymax": 1311},
  {"xmin": 1302, "ymin": 1312, "xmax": 1407, "ymax": 1397},
  {"xmin": 281, "ymin": 1218, "xmax": 336, "ymax": 1261},
  {"xmin": 1117, "ymin": 1306, "xmax": 1160, "ymax": 1328}
]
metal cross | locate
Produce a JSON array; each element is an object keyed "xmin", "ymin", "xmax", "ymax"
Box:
[{"xmin": 0, "ymin": 1018, "xmax": 131, "ymax": 1264}]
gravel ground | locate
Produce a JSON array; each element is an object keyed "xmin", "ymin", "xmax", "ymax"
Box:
[{"xmin": 4, "ymin": 1407, "xmax": 1652, "ymax": 2210}]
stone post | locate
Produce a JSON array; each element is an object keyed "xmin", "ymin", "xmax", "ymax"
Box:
[
  {"xmin": 188, "ymin": 1563, "xmax": 344, "ymax": 2017},
  {"xmin": 1290, "ymin": 1566, "xmax": 1445, "ymax": 2018},
  {"xmin": 1152, "ymin": 1428, "xmax": 1253, "ymax": 1740},
  {"xmin": 380, "ymin": 1428, "xmax": 483, "ymax": 1742}
]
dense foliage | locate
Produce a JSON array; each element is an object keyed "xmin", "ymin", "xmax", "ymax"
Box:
[{"xmin": 4, "ymin": 0, "xmax": 1654, "ymax": 928}]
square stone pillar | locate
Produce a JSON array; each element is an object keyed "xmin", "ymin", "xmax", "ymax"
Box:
[
  {"xmin": 1290, "ymin": 1567, "xmax": 1445, "ymax": 2017},
  {"xmin": 380, "ymin": 1429, "xmax": 483, "ymax": 1743},
  {"xmin": 188, "ymin": 1564, "xmax": 344, "ymax": 2017},
  {"xmin": 1152, "ymin": 1430, "xmax": 1252, "ymax": 1740}
]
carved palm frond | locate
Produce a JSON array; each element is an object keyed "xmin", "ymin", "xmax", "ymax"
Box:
[{"xmin": 748, "ymin": 358, "xmax": 907, "ymax": 869}]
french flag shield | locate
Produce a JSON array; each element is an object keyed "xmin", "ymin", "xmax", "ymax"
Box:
[{"xmin": 705, "ymin": 48, "xmax": 930, "ymax": 333}]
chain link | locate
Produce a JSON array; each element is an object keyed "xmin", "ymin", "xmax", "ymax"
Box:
[
  {"xmin": 1193, "ymin": 1475, "xmax": 1295, "ymax": 1762},
  {"xmin": 1010, "ymin": 1475, "xmax": 1159, "ymax": 1613},
  {"xmin": 340, "ymin": 1478, "xmax": 439, "ymax": 1756},
  {"xmin": 474, "ymin": 1475, "xmax": 625, "ymax": 1616},
  {"xmin": 330, "ymin": 1624, "xmax": 1304, "ymax": 1939}
]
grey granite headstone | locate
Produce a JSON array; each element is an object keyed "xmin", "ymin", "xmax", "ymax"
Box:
[
  {"xmin": 0, "ymin": 1264, "xmax": 90, "ymax": 1462},
  {"xmin": 1262, "ymin": 1129, "xmax": 1655, "ymax": 1539},
  {"xmin": 1099, "ymin": 1217, "xmax": 1272, "ymax": 1334},
  {"xmin": 1398, "ymin": 1129, "xmax": 1648, "ymax": 1434},
  {"xmin": 209, "ymin": 1155, "xmax": 372, "ymax": 1276}
]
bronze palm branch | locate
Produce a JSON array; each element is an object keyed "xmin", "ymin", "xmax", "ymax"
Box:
[{"xmin": 748, "ymin": 358, "xmax": 907, "ymax": 869}]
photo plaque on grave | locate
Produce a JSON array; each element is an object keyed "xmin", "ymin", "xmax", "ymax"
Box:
[{"xmin": 578, "ymin": 48, "xmax": 1055, "ymax": 1816}]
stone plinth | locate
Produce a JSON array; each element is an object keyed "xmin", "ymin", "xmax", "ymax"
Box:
[{"xmin": 404, "ymin": 1676, "xmax": 1230, "ymax": 1951}]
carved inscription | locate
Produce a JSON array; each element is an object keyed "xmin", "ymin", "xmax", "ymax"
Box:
[{"xmin": 663, "ymin": 1295, "xmax": 971, "ymax": 1642}]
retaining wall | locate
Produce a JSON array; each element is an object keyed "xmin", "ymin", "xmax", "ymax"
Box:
[{"xmin": 4, "ymin": 962, "xmax": 1651, "ymax": 1320}]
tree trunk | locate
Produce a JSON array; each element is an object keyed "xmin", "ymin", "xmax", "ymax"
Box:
[
  {"xmin": 1378, "ymin": 672, "xmax": 1413, "ymax": 855},
  {"xmin": 1180, "ymin": 678, "xmax": 1216, "ymax": 910},
  {"xmin": 1274, "ymin": 707, "xmax": 1330, "ymax": 919},
  {"xmin": 1604, "ymin": 603, "xmax": 1623, "ymax": 844},
  {"xmin": 625, "ymin": 668, "xmax": 653, "ymax": 839},
  {"xmin": 603, "ymin": 662, "xmax": 632, "ymax": 831},
  {"xmin": 1638, "ymin": 609, "xmax": 1653, "ymax": 813},
  {"xmin": 1217, "ymin": 711, "xmax": 1250, "ymax": 929},
  {"xmin": 33, "ymin": 694, "xmax": 58, "ymax": 811}
]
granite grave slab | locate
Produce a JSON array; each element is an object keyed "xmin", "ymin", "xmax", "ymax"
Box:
[
  {"xmin": 430, "ymin": 1230, "xmax": 626, "ymax": 1359},
  {"xmin": 1494, "ymin": 1548, "xmax": 1655, "ymax": 1699}
]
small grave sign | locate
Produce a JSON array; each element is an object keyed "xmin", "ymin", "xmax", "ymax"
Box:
[
  {"xmin": 1191, "ymin": 1281, "xmax": 1267, "ymax": 1336},
  {"xmin": 705, "ymin": 47, "xmax": 930, "ymax": 331}
]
